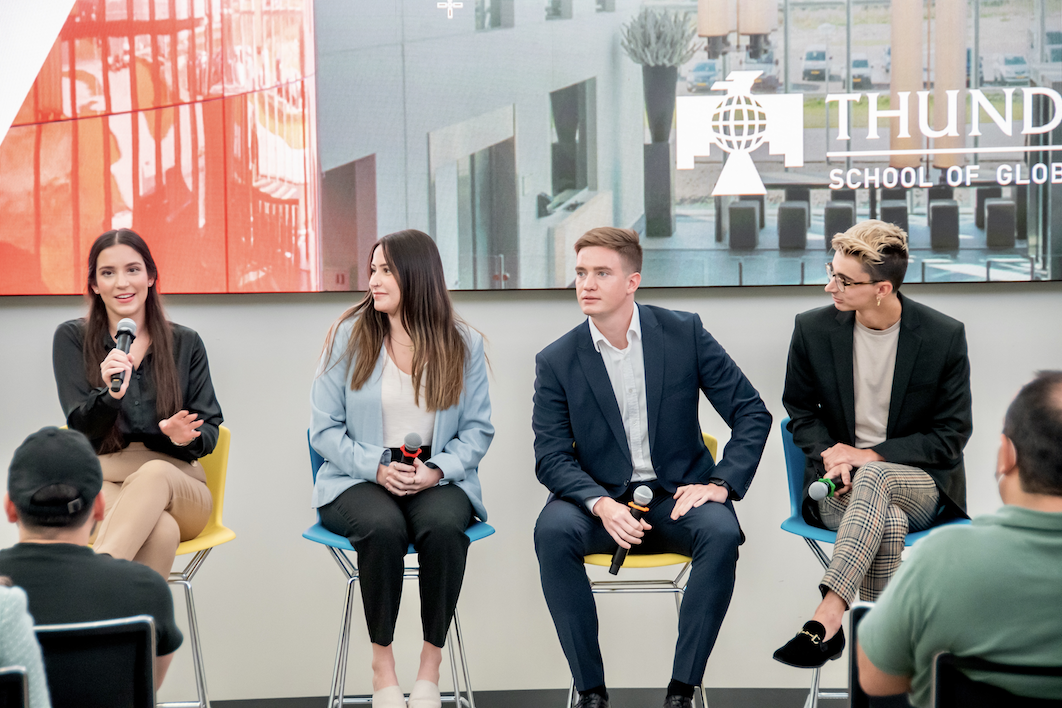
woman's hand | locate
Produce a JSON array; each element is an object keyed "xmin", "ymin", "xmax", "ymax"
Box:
[
  {"xmin": 377, "ymin": 461, "xmax": 416, "ymax": 496},
  {"xmin": 159, "ymin": 410, "xmax": 203, "ymax": 446},
  {"xmin": 405, "ymin": 458, "xmax": 443, "ymax": 493},
  {"xmin": 375, "ymin": 458, "xmax": 443, "ymax": 496},
  {"xmin": 100, "ymin": 349, "xmax": 134, "ymax": 399}
]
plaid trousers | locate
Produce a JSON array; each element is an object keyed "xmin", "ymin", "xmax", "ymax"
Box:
[{"xmin": 818, "ymin": 462, "xmax": 939, "ymax": 604}]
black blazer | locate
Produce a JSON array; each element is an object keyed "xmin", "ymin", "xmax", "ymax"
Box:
[
  {"xmin": 783, "ymin": 293, "xmax": 973, "ymax": 525},
  {"xmin": 533, "ymin": 304, "xmax": 772, "ymax": 506}
]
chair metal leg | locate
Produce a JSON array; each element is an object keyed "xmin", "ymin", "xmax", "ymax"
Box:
[
  {"xmin": 332, "ymin": 575, "xmax": 357, "ymax": 708},
  {"xmin": 161, "ymin": 550, "xmax": 213, "ymax": 708},
  {"xmin": 449, "ymin": 611, "xmax": 476, "ymax": 708},
  {"xmin": 446, "ymin": 633, "xmax": 461, "ymax": 707},
  {"xmin": 803, "ymin": 538, "xmax": 831, "ymax": 571},
  {"xmin": 805, "ymin": 667, "xmax": 821, "ymax": 708},
  {"xmin": 566, "ymin": 679, "xmax": 576, "ymax": 708}
]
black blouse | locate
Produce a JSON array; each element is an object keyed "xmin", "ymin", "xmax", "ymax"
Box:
[{"xmin": 52, "ymin": 319, "xmax": 224, "ymax": 462}]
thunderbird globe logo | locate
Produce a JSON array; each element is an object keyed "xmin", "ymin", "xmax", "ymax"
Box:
[{"xmin": 677, "ymin": 71, "xmax": 804, "ymax": 196}]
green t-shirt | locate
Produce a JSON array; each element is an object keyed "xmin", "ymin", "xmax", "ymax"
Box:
[{"xmin": 859, "ymin": 505, "xmax": 1062, "ymax": 707}]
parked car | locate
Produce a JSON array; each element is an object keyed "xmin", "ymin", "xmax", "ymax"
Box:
[
  {"xmin": 802, "ymin": 44, "xmax": 829, "ymax": 81},
  {"xmin": 883, "ymin": 46, "xmax": 891, "ymax": 73},
  {"xmin": 994, "ymin": 54, "xmax": 1030, "ymax": 83},
  {"xmin": 741, "ymin": 50, "xmax": 781, "ymax": 92},
  {"xmin": 842, "ymin": 53, "xmax": 873, "ymax": 88},
  {"xmin": 686, "ymin": 60, "xmax": 722, "ymax": 92}
]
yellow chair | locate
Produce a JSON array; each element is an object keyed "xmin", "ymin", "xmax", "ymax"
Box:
[
  {"xmin": 163, "ymin": 424, "xmax": 236, "ymax": 708},
  {"xmin": 570, "ymin": 434, "xmax": 719, "ymax": 708}
]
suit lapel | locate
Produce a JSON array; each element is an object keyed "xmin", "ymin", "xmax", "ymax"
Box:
[
  {"xmin": 640, "ymin": 305, "xmax": 664, "ymax": 451},
  {"xmin": 576, "ymin": 324, "xmax": 631, "ymax": 461},
  {"xmin": 830, "ymin": 309, "xmax": 857, "ymax": 442},
  {"xmin": 887, "ymin": 295, "xmax": 922, "ymax": 435}
]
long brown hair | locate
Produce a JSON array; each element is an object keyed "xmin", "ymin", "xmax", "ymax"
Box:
[
  {"xmin": 323, "ymin": 230, "xmax": 467, "ymax": 411},
  {"xmin": 84, "ymin": 229, "xmax": 181, "ymax": 453}
]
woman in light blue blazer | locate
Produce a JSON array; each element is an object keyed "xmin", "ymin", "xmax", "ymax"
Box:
[{"xmin": 310, "ymin": 230, "xmax": 493, "ymax": 708}]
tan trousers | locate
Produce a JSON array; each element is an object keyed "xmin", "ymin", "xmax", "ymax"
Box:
[
  {"xmin": 818, "ymin": 461, "xmax": 939, "ymax": 604},
  {"xmin": 92, "ymin": 443, "xmax": 212, "ymax": 579}
]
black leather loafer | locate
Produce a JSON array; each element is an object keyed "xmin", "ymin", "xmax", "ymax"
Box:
[
  {"xmin": 575, "ymin": 693, "xmax": 609, "ymax": 708},
  {"xmin": 772, "ymin": 620, "xmax": 846, "ymax": 668}
]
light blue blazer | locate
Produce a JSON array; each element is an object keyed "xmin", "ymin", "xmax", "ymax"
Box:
[{"xmin": 310, "ymin": 319, "xmax": 493, "ymax": 521}]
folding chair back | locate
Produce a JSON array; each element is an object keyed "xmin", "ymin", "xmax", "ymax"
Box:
[
  {"xmin": 35, "ymin": 615, "xmax": 156, "ymax": 708},
  {"xmin": 933, "ymin": 653, "xmax": 1062, "ymax": 707},
  {"xmin": 0, "ymin": 666, "xmax": 27, "ymax": 708}
]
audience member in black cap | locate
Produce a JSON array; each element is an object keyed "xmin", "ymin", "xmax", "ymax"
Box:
[{"xmin": 0, "ymin": 426, "xmax": 182, "ymax": 688}]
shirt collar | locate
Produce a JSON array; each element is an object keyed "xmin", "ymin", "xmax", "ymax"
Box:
[
  {"xmin": 978, "ymin": 504, "xmax": 1062, "ymax": 532},
  {"xmin": 588, "ymin": 303, "xmax": 642, "ymax": 354}
]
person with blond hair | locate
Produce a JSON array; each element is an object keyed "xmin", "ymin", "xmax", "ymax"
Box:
[
  {"xmin": 533, "ymin": 227, "xmax": 771, "ymax": 708},
  {"xmin": 773, "ymin": 220, "xmax": 972, "ymax": 669}
]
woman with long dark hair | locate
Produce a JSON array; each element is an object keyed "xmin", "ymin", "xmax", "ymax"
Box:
[
  {"xmin": 52, "ymin": 229, "xmax": 223, "ymax": 579},
  {"xmin": 310, "ymin": 230, "xmax": 493, "ymax": 708}
]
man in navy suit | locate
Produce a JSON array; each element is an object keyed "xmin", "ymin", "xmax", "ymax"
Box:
[{"xmin": 532, "ymin": 227, "xmax": 772, "ymax": 708}]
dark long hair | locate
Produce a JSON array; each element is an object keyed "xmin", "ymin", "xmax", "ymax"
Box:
[
  {"xmin": 323, "ymin": 230, "xmax": 467, "ymax": 411},
  {"xmin": 84, "ymin": 229, "xmax": 181, "ymax": 453}
]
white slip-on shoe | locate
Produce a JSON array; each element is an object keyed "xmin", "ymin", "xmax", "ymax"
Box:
[
  {"xmin": 407, "ymin": 680, "xmax": 442, "ymax": 708},
  {"xmin": 371, "ymin": 685, "xmax": 407, "ymax": 708}
]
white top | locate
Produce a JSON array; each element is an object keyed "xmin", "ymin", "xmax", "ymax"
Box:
[
  {"xmin": 380, "ymin": 354, "xmax": 436, "ymax": 449},
  {"xmin": 853, "ymin": 317, "xmax": 901, "ymax": 449},
  {"xmin": 585, "ymin": 305, "xmax": 655, "ymax": 513}
]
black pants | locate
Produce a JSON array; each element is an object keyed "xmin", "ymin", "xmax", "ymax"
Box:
[
  {"xmin": 319, "ymin": 481, "xmax": 473, "ymax": 647},
  {"xmin": 534, "ymin": 484, "xmax": 741, "ymax": 690}
]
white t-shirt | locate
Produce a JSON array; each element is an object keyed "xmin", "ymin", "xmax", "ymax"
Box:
[
  {"xmin": 853, "ymin": 318, "xmax": 901, "ymax": 448},
  {"xmin": 381, "ymin": 354, "xmax": 435, "ymax": 448}
]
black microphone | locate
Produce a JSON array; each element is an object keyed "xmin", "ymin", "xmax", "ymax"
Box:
[
  {"xmin": 109, "ymin": 318, "xmax": 137, "ymax": 393},
  {"xmin": 609, "ymin": 485, "xmax": 654, "ymax": 575},
  {"xmin": 400, "ymin": 432, "xmax": 423, "ymax": 465}
]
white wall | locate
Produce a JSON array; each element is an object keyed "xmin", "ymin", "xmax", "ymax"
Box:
[{"xmin": 1, "ymin": 283, "xmax": 1059, "ymax": 701}]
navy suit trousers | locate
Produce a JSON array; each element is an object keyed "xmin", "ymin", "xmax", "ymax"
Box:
[{"xmin": 534, "ymin": 492, "xmax": 741, "ymax": 689}]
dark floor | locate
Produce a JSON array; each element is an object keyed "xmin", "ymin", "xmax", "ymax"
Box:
[{"xmin": 213, "ymin": 687, "xmax": 853, "ymax": 708}]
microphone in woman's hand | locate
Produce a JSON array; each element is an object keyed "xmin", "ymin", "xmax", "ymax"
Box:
[
  {"xmin": 401, "ymin": 433, "xmax": 423, "ymax": 465},
  {"xmin": 110, "ymin": 318, "xmax": 138, "ymax": 392}
]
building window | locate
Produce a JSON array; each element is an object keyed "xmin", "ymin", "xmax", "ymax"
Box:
[
  {"xmin": 546, "ymin": 0, "xmax": 573, "ymax": 21},
  {"xmin": 476, "ymin": 0, "xmax": 514, "ymax": 30},
  {"xmin": 596, "ymin": 0, "xmax": 615, "ymax": 11}
]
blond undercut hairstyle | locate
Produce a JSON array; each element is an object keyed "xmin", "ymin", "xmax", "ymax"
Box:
[
  {"xmin": 574, "ymin": 227, "xmax": 643, "ymax": 275},
  {"xmin": 830, "ymin": 220, "xmax": 910, "ymax": 292}
]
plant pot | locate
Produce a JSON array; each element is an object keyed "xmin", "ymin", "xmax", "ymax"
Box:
[{"xmin": 643, "ymin": 65, "xmax": 678, "ymax": 143}]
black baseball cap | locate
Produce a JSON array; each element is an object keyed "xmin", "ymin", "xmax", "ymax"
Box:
[{"xmin": 7, "ymin": 427, "xmax": 102, "ymax": 516}]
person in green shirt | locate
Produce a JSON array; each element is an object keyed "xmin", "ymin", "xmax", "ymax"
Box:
[{"xmin": 857, "ymin": 370, "xmax": 1062, "ymax": 706}]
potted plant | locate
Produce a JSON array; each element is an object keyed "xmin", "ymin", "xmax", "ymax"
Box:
[{"xmin": 621, "ymin": 9, "xmax": 698, "ymax": 237}]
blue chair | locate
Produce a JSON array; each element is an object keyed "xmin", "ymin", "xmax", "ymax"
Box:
[
  {"xmin": 303, "ymin": 432, "xmax": 494, "ymax": 708},
  {"xmin": 780, "ymin": 417, "xmax": 968, "ymax": 708}
]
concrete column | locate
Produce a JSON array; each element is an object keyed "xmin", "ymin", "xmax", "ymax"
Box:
[
  {"xmin": 932, "ymin": 0, "xmax": 966, "ymax": 168},
  {"xmin": 890, "ymin": 0, "xmax": 923, "ymax": 168}
]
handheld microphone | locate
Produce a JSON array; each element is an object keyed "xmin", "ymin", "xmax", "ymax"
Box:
[
  {"xmin": 808, "ymin": 476, "xmax": 839, "ymax": 501},
  {"xmin": 609, "ymin": 485, "xmax": 654, "ymax": 575},
  {"xmin": 109, "ymin": 318, "xmax": 137, "ymax": 392},
  {"xmin": 400, "ymin": 432, "xmax": 423, "ymax": 465}
]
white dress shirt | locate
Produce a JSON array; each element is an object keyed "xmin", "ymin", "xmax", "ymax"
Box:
[{"xmin": 585, "ymin": 304, "xmax": 655, "ymax": 513}]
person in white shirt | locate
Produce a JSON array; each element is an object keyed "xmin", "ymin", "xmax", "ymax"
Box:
[
  {"xmin": 310, "ymin": 230, "xmax": 493, "ymax": 708},
  {"xmin": 532, "ymin": 227, "xmax": 772, "ymax": 708}
]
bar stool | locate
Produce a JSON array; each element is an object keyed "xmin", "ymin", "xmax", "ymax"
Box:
[
  {"xmin": 566, "ymin": 434, "xmax": 719, "ymax": 708},
  {"xmin": 304, "ymin": 433, "xmax": 493, "ymax": 708}
]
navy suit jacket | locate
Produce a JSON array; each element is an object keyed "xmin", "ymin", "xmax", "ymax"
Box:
[{"xmin": 532, "ymin": 304, "xmax": 772, "ymax": 507}]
